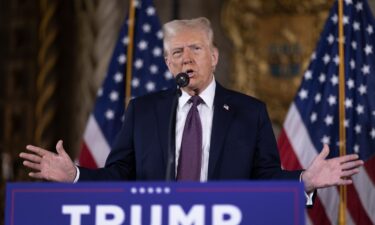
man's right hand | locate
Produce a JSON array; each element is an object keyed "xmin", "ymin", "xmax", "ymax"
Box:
[{"xmin": 20, "ymin": 140, "xmax": 76, "ymax": 182}]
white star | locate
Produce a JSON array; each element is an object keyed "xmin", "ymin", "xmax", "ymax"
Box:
[
  {"xmin": 315, "ymin": 93, "xmax": 322, "ymax": 103},
  {"xmin": 310, "ymin": 112, "xmax": 317, "ymax": 123},
  {"xmin": 350, "ymin": 59, "xmax": 355, "ymax": 69},
  {"xmin": 122, "ymin": 37, "xmax": 129, "ymax": 46},
  {"xmin": 132, "ymin": 77, "xmax": 140, "ymax": 88},
  {"xmin": 328, "ymin": 95, "xmax": 337, "ymax": 106},
  {"xmin": 105, "ymin": 109, "xmax": 115, "ymax": 120},
  {"xmin": 355, "ymin": 124, "xmax": 361, "ymax": 134},
  {"xmin": 109, "ymin": 91, "xmax": 119, "ymax": 102},
  {"xmin": 152, "ymin": 47, "xmax": 162, "ymax": 57},
  {"xmin": 347, "ymin": 78, "xmax": 355, "ymax": 89},
  {"xmin": 356, "ymin": 104, "xmax": 364, "ymax": 114},
  {"xmin": 321, "ymin": 135, "xmax": 331, "ymax": 145},
  {"xmin": 361, "ymin": 64, "xmax": 370, "ymax": 75},
  {"xmin": 145, "ymin": 81, "xmax": 156, "ymax": 92},
  {"xmin": 356, "ymin": 2, "xmax": 363, "ymax": 11},
  {"xmin": 323, "ymin": 54, "xmax": 330, "ymax": 64},
  {"xmin": 364, "ymin": 44, "xmax": 373, "ymax": 55},
  {"xmin": 344, "ymin": 0, "xmax": 353, "ymax": 5},
  {"xmin": 324, "ymin": 115, "xmax": 334, "ymax": 126},
  {"xmin": 97, "ymin": 88, "xmax": 103, "ymax": 97},
  {"xmin": 367, "ymin": 25, "xmax": 374, "ymax": 35},
  {"xmin": 114, "ymin": 72, "xmax": 123, "ymax": 83},
  {"xmin": 138, "ymin": 40, "xmax": 148, "ymax": 50},
  {"xmin": 345, "ymin": 98, "xmax": 353, "ymax": 108},
  {"xmin": 331, "ymin": 14, "xmax": 338, "ymax": 24},
  {"xmin": 134, "ymin": 59, "xmax": 143, "ymax": 69},
  {"xmin": 164, "ymin": 71, "xmax": 173, "ymax": 80},
  {"xmin": 133, "ymin": 0, "xmax": 140, "ymax": 8},
  {"xmin": 304, "ymin": 70, "xmax": 312, "ymax": 80},
  {"xmin": 142, "ymin": 23, "xmax": 151, "ymax": 33},
  {"xmin": 333, "ymin": 55, "xmax": 340, "ymax": 65},
  {"xmin": 370, "ymin": 128, "xmax": 375, "ymax": 139},
  {"xmin": 327, "ymin": 34, "xmax": 335, "ymax": 44},
  {"xmin": 118, "ymin": 54, "xmax": 126, "ymax": 64},
  {"xmin": 149, "ymin": 64, "xmax": 158, "ymax": 74},
  {"xmin": 311, "ymin": 52, "xmax": 316, "ymax": 60},
  {"xmin": 354, "ymin": 144, "xmax": 360, "ymax": 153},
  {"xmin": 156, "ymin": 30, "xmax": 163, "ymax": 39},
  {"xmin": 344, "ymin": 118, "xmax": 350, "ymax": 128},
  {"xmin": 146, "ymin": 6, "xmax": 155, "ymax": 16},
  {"xmin": 351, "ymin": 41, "xmax": 357, "ymax": 49},
  {"xmin": 319, "ymin": 73, "xmax": 326, "ymax": 83},
  {"xmin": 358, "ymin": 84, "xmax": 367, "ymax": 95},
  {"xmin": 298, "ymin": 89, "xmax": 308, "ymax": 100},
  {"xmin": 343, "ymin": 15, "xmax": 349, "ymax": 25},
  {"xmin": 353, "ymin": 21, "xmax": 360, "ymax": 31},
  {"xmin": 330, "ymin": 74, "xmax": 338, "ymax": 86}
]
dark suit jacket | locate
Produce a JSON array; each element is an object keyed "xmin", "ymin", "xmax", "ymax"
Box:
[{"xmin": 79, "ymin": 82, "xmax": 302, "ymax": 181}]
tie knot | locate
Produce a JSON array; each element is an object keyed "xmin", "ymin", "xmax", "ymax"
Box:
[{"xmin": 189, "ymin": 95, "xmax": 203, "ymax": 107}]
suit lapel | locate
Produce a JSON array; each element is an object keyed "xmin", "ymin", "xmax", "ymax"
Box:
[
  {"xmin": 154, "ymin": 89, "xmax": 177, "ymax": 179},
  {"xmin": 208, "ymin": 84, "xmax": 235, "ymax": 179}
]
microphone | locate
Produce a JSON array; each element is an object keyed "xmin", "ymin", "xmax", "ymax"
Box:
[
  {"xmin": 165, "ymin": 72, "xmax": 190, "ymax": 181},
  {"xmin": 175, "ymin": 72, "xmax": 190, "ymax": 88}
]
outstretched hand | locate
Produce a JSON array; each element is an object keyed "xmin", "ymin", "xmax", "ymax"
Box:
[
  {"xmin": 302, "ymin": 144, "xmax": 364, "ymax": 193},
  {"xmin": 20, "ymin": 140, "xmax": 76, "ymax": 182}
]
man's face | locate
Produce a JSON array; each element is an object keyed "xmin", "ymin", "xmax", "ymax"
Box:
[{"xmin": 164, "ymin": 29, "xmax": 219, "ymax": 94}]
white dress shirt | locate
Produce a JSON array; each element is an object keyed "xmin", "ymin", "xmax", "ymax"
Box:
[{"xmin": 175, "ymin": 78, "xmax": 216, "ymax": 181}]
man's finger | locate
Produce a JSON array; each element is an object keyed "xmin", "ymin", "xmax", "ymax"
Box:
[
  {"xmin": 23, "ymin": 160, "xmax": 41, "ymax": 171},
  {"xmin": 341, "ymin": 169, "xmax": 360, "ymax": 177},
  {"xmin": 338, "ymin": 154, "xmax": 360, "ymax": 163},
  {"xmin": 338, "ymin": 178, "xmax": 353, "ymax": 186},
  {"xmin": 341, "ymin": 160, "xmax": 364, "ymax": 170},
  {"xmin": 25, "ymin": 145, "xmax": 49, "ymax": 156},
  {"xmin": 19, "ymin": 152, "xmax": 42, "ymax": 163},
  {"xmin": 29, "ymin": 172, "xmax": 45, "ymax": 179}
]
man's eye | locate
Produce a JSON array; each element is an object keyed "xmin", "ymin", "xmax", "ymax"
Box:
[{"xmin": 172, "ymin": 51, "xmax": 182, "ymax": 56}]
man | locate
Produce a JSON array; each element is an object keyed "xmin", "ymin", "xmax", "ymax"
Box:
[{"xmin": 20, "ymin": 17, "xmax": 363, "ymax": 196}]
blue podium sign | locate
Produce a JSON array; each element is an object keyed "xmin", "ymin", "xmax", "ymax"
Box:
[{"xmin": 6, "ymin": 181, "xmax": 304, "ymax": 225}]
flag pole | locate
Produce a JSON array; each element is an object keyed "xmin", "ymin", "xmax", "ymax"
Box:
[
  {"xmin": 338, "ymin": 0, "xmax": 347, "ymax": 224},
  {"xmin": 125, "ymin": 0, "xmax": 137, "ymax": 107}
]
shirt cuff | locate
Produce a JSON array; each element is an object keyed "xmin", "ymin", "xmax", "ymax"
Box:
[
  {"xmin": 73, "ymin": 166, "xmax": 80, "ymax": 183},
  {"xmin": 300, "ymin": 171, "xmax": 314, "ymax": 206}
]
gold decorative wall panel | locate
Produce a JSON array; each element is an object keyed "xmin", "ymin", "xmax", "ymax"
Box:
[{"xmin": 222, "ymin": 0, "xmax": 334, "ymax": 126}]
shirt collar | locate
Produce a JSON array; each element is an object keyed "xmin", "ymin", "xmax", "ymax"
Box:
[{"xmin": 178, "ymin": 78, "xmax": 216, "ymax": 110}]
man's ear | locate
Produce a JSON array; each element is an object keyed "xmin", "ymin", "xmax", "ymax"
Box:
[{"xmin": 211, "ymin": 47, "xmax": 219, "ymax": 68}]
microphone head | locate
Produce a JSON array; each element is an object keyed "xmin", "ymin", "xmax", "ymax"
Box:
[{"xmin": 175, "ymin": 72, "xmax": 190, "ymax": 88}]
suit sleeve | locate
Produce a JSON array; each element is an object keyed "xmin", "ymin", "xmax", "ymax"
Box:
[
  {"xmin": 251, "ymin": 103, "xmax": 302, "ymax": 180},
  {"xmin": 78, "ymin": 100, "xmax": 136, "ymax": 181}
]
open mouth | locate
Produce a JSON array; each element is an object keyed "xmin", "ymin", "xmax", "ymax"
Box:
[{"xmin": 185, "ymin": 69, "xmax": 194, "ymax": 77}]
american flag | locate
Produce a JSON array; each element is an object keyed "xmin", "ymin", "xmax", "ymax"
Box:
[
  {"xmin": 278, "ymin": 0, "xmax": 375, "ymax": 224},
  {"xmin": 78, "ymin": 0, "xmax": 174, "ymax": 168}
]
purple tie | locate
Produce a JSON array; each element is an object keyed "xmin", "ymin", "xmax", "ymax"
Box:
[{"xmin": 177, "ymin": 95, "xmax": 203, "ymax": 181}]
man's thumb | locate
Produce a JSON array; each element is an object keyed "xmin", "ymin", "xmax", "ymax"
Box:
[
  {"xmin": 56, "ymin": 140, "xmax": 66, "ymax": 155},
  {"xmin": 318, "ymin": 144, "xmax": 330, "ymax": 159}
]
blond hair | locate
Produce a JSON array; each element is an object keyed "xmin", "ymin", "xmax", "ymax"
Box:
[{"xmin": 162, "ymin": 17, "xmax": 215, "ymax": 55}]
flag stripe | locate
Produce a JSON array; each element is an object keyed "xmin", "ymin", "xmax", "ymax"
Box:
[
  {"xmin": 78, "ymin": 143, "xmax": 98, "ymax": 169},
  {"xmin": 83, "ymin": 115, "xmax": 111, "ymax": 167},
  {"xmin": 347, "ymin": 184, "xmax": 374, "ymax": 225},
  {"xmin": 351, "ymin": 166, "xmax": 375, "ymax": 224}
]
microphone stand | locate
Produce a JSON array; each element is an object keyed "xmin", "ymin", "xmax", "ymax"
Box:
[
  {"xmin": 165, "ymin": 88, "xmax": 181, "ymax": 181},
  {"xmin": 165, "ymin": 73, "xmax": 189, "ymax": 181}
]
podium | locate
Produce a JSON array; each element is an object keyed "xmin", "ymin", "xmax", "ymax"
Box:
[{"xmin": 6, "ymin": 181, "xmax": 305, "ymax": 225}]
